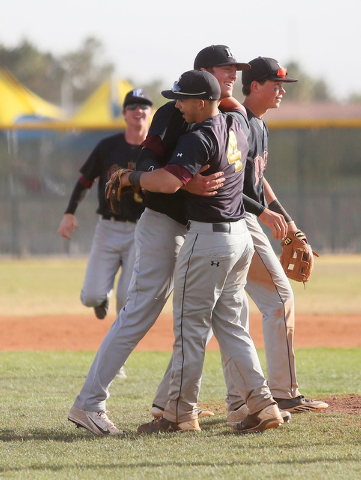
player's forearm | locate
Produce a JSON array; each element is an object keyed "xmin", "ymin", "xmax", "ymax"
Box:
[
  {"xmin": 264, "ymin": 178, "xmax": 294, "ymax": 225},
  {"xmin": 64, "ymin": 177, "xmax": 91, "ymax": 214},
  {"xmin": 263, "ymin": 178, "xmax": 277, "ymax": 204},
  {"xmin": 243, "ymin": 194, "xmax": 265, "ymax": 216},
  {"xmin": 127, "ymin": 169, "xmax": 183, "ymax": 194}
]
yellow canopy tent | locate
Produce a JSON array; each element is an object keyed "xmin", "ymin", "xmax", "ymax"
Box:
[
  {"xmin": 0, "ymin": 67, "xmax": 66, "ymax": 128},
  {"xmin": 69, "ymin": 78, "xmax": 133, "ymax": 129}
]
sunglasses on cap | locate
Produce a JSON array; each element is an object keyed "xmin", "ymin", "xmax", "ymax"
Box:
[
  {"xmin": 125, "ymin": 103, "xmax": 151, "ymax": 111},
  {"xmin": 276, "ymin": 67, "xmax": 287, "ymax": 78},
  {"xmin": 257, "ymin": 67, "xmax": 288, "ymax": 82},
  {"xmin": 171, "ymin": 80, "xmax": 206, "ymax": 96}
]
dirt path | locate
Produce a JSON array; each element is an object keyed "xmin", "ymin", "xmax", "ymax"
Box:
[
  {"xmin": 1, "ymin": 313, "xmax": 360, "ymax": 351},
  {"xmin": 1, "ymin": 312, "xmax": 360, "ymax": 415}
]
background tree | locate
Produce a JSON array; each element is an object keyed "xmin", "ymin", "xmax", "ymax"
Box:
[
  {"xmin": 232, "ymin": 61, "xmax": 333, "ymax": 103},
  {"xmin": 283, "ymin": 61, "xmax": 331, "ymax": 101},
  {"xmin": 0, "ymin": 37, "xmax": 114, "ymax": 110}
]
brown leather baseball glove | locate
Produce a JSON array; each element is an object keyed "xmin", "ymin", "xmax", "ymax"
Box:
[
  {"xmin": 105, "ymin": 169, "xmax": 140, "ymax": 215},
  {"xmin": 280, "ymin": 231, "xmax": 319, "ymax": 284}
]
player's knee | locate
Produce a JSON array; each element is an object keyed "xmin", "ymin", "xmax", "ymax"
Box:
[{"xmin": 80, "ymin": 290, "xmax": 105, "ymax": 308}]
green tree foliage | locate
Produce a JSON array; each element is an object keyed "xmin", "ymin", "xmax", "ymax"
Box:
[
  {"xmin": 0, "ymin": 37, "xmax": 114, "ymax": 109},
  {"xmin": 134, "ymin": 78, "xmax": 167, "ymax": 110},
  {"xmin": 232, "ymin": 61, "xmax": 333, "ymax": 103},
  {"xmin": 348, "ymin": 93, "xmax": 361, "ymax": 103},
  {"xmin": 284, "ymin": 61, "xmax": 331, "ymax": 101}
]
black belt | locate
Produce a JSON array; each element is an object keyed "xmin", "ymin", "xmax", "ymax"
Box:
[
  {"xmin": 187, "ymin": 222, "xmax": 231, "ymax": 233},
  {"xmin": 102, "ymin": 215, "xmax": 133, "ymax": 223},
  {"xmin": 212, "ymin": 223, "xmax": 231, "ymax": 233}
]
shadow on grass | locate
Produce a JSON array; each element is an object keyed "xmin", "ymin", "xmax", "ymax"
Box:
[
  {"xmin": 1, "ymin": 456, "xmax": 360, "ymax": 474},
  {"xmin": 0, "ymin": 427, "xmax": 139, "ymax": 442}
]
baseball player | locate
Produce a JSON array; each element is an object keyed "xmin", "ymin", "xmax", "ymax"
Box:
[
  {"xmin": 226, "ymin": 56, "xmax": 328, "ymax": 415},
  {"xmin": 149, "ymin": 58, "xmax": 328, "ymax": 422},
  {"xmin": 67, "ymin": 46, "xmax": 251, "ymax": 435},
  {"xmin": 134, "ymin": 69, "xmax": 288, "ymax": 434},
  {"xmin": 58, "ymin": 89, "xmax": 153, "ymax": 324}
]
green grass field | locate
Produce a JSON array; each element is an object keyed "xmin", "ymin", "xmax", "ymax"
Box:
[
  {"xmin": 0, "ymin": 349, "xmax": 360, "ymax": 479},
  {"xmin": 0, "ymin": 256, "xmax": 361, "ymax": 478},
  {"xmin": 1, "ymin": 255, "xmax": 361, "ymax": 316}
]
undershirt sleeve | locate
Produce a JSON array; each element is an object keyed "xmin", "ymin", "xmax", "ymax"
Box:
[
  {"xmin": 64, "ymin": 176, "xmax": 93, "ymax": 214},
  {"xmin": 243, "ymin": 194, "xmax": 266, "ymax": 216}
]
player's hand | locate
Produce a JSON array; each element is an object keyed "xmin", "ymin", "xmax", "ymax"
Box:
[
  {"xmin": 120, "ymin": 172, "xmax": 131, "ymax": 187},
  {"xmin": 286, "ymin": 221, "xmax": 298, "ymax": 234},
  {"xmin": 183, "ymin": 165, "xmax": 225, "ymax": 196},
  {"xmin": 58, "ymin": 214, "xmax": 78, "ymax": 240},
  {"xmin": 259, "ymin": 208, "xmax": 288, "ymax": 241}
]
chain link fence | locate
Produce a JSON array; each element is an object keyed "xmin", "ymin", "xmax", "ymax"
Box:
[{"xmin": 1, "ymin": 124, "xmax": 361, "ymax": 256}]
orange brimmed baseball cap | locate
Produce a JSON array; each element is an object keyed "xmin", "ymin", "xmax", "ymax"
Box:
[
  {"xmin": 194, "ymin": 45, "xmax": 250, "ymax": 71},
  {"xmin": 242, "ymin": 57, "xmax": 298, "ymax": 84}
]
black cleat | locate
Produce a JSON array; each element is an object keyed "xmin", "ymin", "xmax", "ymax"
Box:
[{"xmin": 94, "ymin": 298, "xmax": 109, "ymax": 320}]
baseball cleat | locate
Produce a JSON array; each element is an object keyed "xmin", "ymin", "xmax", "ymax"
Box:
[
  {"xmin": 227, "ymin": 403, "xmax": 248, "ymax": 426},
  {"xmin": 93, "ymin": 298, "xmax": 109, "ymax": 320},
  {"xmin": 68, "ymin": 405, "xmax": 126, "ymax": 436},
  {"xmin": 227, "ymin": 403, "xmax": 291, "ymax": 426},
  {"xmin": 274, "ymin": 395, "xmax": 329, "ymax": 413},
  {"xmin": 198, "ymin": 409, "xmax": 215, "ymax": 419},
  {"xmin": 137, "ymin": 416, "xmax": 201, "ymax": 434},
  {"xmin": 232, "ymin": 403, "xmax": 286, "ymax": 434},
  {"xmin": 151, "ymin": 404, "xmax": 214, "ymax": 419}
]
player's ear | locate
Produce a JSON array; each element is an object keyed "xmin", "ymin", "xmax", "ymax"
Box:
[
  {"xmin": 251, "ymin": 81, "xmax": 260, "ymax": 93},
  {"xmin": 198, "ymin": 99, "xmax": 205, "ymax": 109}
]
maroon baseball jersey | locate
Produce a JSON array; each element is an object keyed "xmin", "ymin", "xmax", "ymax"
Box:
[
  {"xmin": 80, "ymin": 132, "xmax": 144, "ymax": 222},
  {"xmin": 167, "ymin": 112, "xmax": 249, "ymax": 223},
  {"xmin": 242, "ymin": 106, "xmax": 269, "ymax": 208}
]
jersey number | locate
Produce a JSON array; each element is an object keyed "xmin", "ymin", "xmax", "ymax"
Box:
[{"xmin": 227, "ymin": 130, "xmax": 243, "ymax": 171}]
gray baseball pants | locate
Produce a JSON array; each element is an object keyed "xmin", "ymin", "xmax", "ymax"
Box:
[
  {"xmin": 153, "ymin": 212, "xmax": 300, "ymax": 412},
  {"xmin": 74, "ymin": 208, "xmax": 187, "ymax": 412},
  {"xmin": 80, "ymin": 217, "xmax": 137, "ymax": 313},
  {"xmin": 163, "ymin": 219, "xmax": 274, "ymax": 423}
]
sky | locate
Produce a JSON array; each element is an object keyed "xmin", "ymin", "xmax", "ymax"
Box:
[{"xmin": 3, "ymin": 0, "xmax": 361, "ymax": 101}]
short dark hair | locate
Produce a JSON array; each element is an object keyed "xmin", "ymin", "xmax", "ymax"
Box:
[{"xmin": 242, "ymin": 79, "xmax": 266, "ymax": 96}]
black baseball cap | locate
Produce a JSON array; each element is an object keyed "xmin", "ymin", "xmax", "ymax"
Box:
[
  {"xmin": 123, "ymin": 88, "xmax": 153, "ymax": 108},
  {"xmin": 162, "ymin": 70, "xmax": 221, "ymax": 101},
  {"xmin": 242, "ymin": 57, "xmax": 298, "ymax": 85},
  {"xmin": 194, "ymin": 45, "xmax": 250, "ymax": 71}
]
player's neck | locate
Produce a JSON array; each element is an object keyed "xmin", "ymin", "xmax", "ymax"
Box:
[
  {"xmin": 124, "ymin": 126, "xmax": 148, "ymax": 146},
  {"xmin": 196, "ymin": 104, "xmax": 220, "ymax": 123},
  {"xmin": 243, "ymin": 98, "xmax": 267, "ymax": 119}
]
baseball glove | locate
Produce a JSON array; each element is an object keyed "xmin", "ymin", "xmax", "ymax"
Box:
[
  {"xmin": 105, "ymin": 169, "xmax": 140, "ymax": 215},
  {"xmin": 280, "ymin": 231, "xmax": 319, "ymax": 284}
]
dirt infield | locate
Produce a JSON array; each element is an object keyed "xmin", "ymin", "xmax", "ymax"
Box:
[
  {"xmin": 1, "ymin": 312, "xmax": 360, "ymax": 415},
  {"xmin": 1, "ymin": 313, "xmax": 360, "ymax": 351}
]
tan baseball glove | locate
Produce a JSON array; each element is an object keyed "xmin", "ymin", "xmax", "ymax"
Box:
[
  {"xmin": 105, "ymin": 169, "xmax": 140, "ymax": 215},
  {"xmin": 280, "ymin": 231, "xmax": 319, "ymax": 284}
]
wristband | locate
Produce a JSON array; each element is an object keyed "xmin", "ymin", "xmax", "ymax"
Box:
[
  {"xmin": 268, "ymin": 199, "xmax": 293, "ymax": 223},
  {"xmin": 128, "ymin": 171, "xmax": 143, "ymax": 187}
]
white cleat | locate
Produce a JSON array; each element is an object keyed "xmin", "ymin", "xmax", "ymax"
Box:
[{"xmin": 68, "ymin": 405, "xmax": 126, "ymax": 436}]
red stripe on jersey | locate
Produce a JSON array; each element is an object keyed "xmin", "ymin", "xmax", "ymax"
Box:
[
  {"xmin": 141, "ymin": 135, "xmax": 165, "ymax": 158},
  {"xmin": 164, "ymin": 164, "xmax": 193, "ymax": 185},
  {"xmin": 79, "ymin": 175, "xmax": 93, "ymax": 188}
]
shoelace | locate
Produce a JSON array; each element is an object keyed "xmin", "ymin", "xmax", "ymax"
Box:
[
  {"xmin": 98, "ymin": 410, "xmax": 117, "ymax": 428},
  {"xmin": 151, "ymin": 416, "xmax": 164, "ymax": 424}
]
